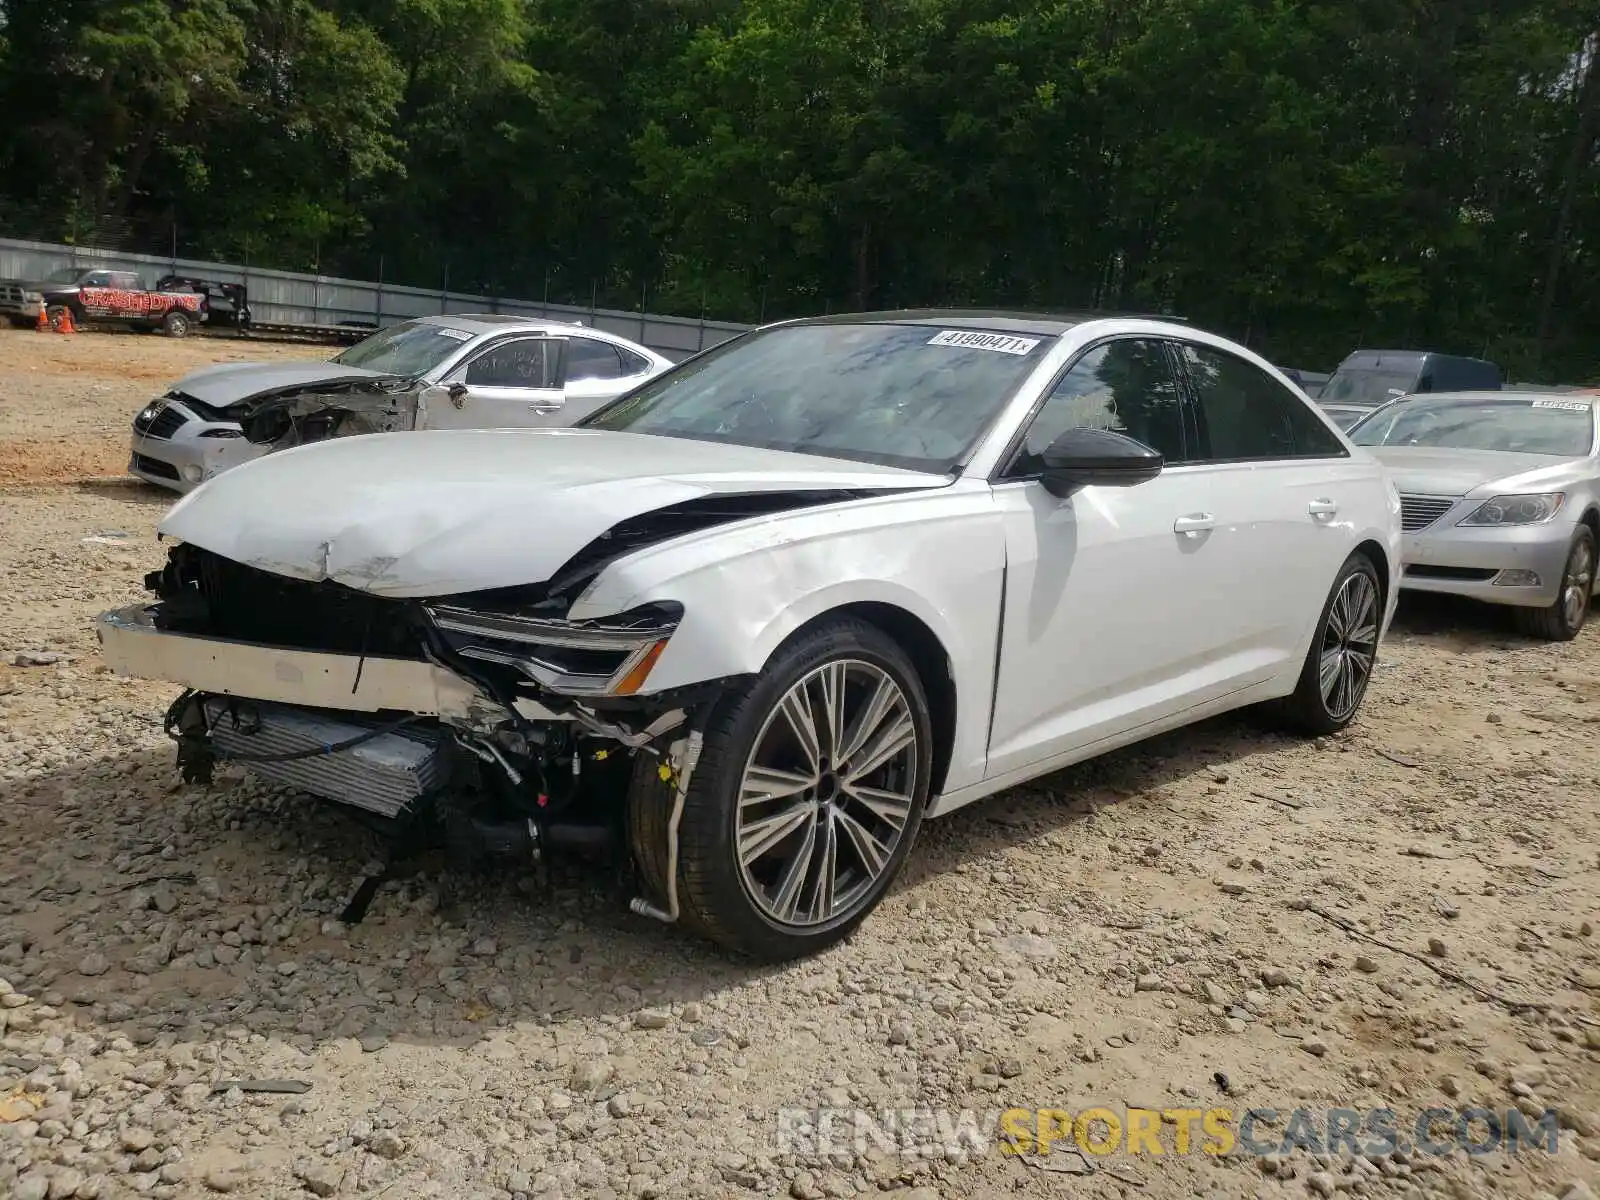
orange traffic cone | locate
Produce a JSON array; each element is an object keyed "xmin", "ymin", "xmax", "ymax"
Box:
[
  {"xmin": 57, "ymin": 307, "xmax": 75, "ymax": 335},
  {"xmin": 35, "ymin": 303, "xmax": 48, "ymax": 332}
]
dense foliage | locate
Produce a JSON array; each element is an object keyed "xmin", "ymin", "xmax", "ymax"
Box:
[{"xmin": 0, "ymin": 0, "xmax": 1595, "ymax": 378}]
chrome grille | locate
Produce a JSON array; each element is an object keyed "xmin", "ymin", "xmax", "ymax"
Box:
[
  {"xmin": 1399, "ymin": 495, "xmax": 1456, "ymax": 533},
  {"xmin": 0, "ymin": 284, "xmax": 23, "ymax": 304},
  {"xmin": 204, "ymin": 698, "xmax": 448, "ymax": 819}
]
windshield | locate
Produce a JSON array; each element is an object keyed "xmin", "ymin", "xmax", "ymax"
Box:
[
  {"xmin": 583, "ymin": 322, "xmax": 1053, "ymax": 472},
  {"xmin": 45, "ymin": 268, "xmax": 85, "ymax": 284},
  {"xmin": 1319, "ymin": 367, "xmax": 1418, "ymax": 408},
  {"xmin": 333, "ymin": 320, "xmax": 472, "ymax": 376},
  {"xmin": 1350, "ymin": 396, "xmax": 1595, "ymax": 456}
]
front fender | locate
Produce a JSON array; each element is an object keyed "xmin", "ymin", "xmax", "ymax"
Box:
[{"xmin": 570, "ymin": 485, "xmax": 1006, "ymax": 794}]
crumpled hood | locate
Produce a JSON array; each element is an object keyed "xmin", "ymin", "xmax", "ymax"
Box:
[
  {"xmin": 159, "ymin": 427, "xmax": 948, "ymax": 597},
  {"xmin": 166, "ymin": 360, "xmax": 403, "ymax": 409},
  {"xmin": 1369, "ymin": 446, "xmax": 1581, "ymax": 497}
]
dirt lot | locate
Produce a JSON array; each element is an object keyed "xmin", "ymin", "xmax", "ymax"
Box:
[{"xmin": 2, "ymin": 327, "xmax": 1599, "ymax": 1200}]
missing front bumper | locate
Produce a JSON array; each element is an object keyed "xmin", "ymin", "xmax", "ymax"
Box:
[{"xmin": 97, "ymin": 602, "xmax": 492, "ymax": 718}]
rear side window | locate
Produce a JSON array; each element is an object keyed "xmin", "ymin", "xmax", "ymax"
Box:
[
  {"xmin": 618, "ymin": 347, "xmax": 653, "ymax": 375},
  {"xmin": 566, "ymin": 338, "xmax": 625, "ymax": 382},
  {"xmin": 1178, "ymin": 344, "xmax": 1346, "ymax": 461}
]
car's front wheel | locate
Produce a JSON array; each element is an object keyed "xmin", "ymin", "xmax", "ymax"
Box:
[
  {"xmin": 629, "ymin": 617, "xmax": 932, "ymax": 960},
  {"xmin": 1277, "ymin": 551, "xmax": 1382, "ymax": 735},
  {"xmin": 163, "ymin": 310, "xmax": 192, "ymax": 338},
  {"xmin": 1514, "ymin": 525, "xmax": 1594, "ymax": 642}
]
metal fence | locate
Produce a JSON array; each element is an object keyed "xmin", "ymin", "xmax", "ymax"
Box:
[{"xmin": 0, "ymin": 235, "xmax": 752, "ymax": 362}]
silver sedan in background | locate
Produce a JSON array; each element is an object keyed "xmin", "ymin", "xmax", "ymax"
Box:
[{"xmin": 1348, "ymin": 391, "xmax": 1600, "ymax": 640}]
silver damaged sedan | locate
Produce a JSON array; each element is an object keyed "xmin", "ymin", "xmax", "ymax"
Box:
[{"xmin": 1348, "ymin": 390, "xmax": 1600, "ymax": 640}]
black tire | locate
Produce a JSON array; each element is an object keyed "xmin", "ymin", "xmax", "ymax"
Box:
[
  {"xmin": 628, "ymin": 617, "xmax": 932, "ymax": 960},
  {"xmin": 1513, "ymin": 526, "xmax": 1594, "ymax": 642},
  {"xmin": 1276, "ymin": 551, "xmax": 1383, "ymax": 736},
  {"xmin": 162, "ymin": 310, "xmax": 192, "ymax": 338}
]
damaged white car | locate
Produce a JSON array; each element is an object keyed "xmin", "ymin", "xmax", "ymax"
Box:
[
  {"xmin": 99, "ymin": 312, "xmax": 1401, "ymax": 959},
  {"xmin": 129, "ymin": 315, "xmax": 672, "ymax": 491}
]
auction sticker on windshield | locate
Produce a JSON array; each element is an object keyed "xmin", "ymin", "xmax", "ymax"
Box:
[
  {"xmin": 436, "ymin": 328, "xmax": 473, "ymax": 341},
  {"xmin": 927, "ymin": 330, "xmax": 1041, "ymax": 355},
  {"xmin": 1531, "ymin": 399, "xmax": 1592, "ymax": 411}
]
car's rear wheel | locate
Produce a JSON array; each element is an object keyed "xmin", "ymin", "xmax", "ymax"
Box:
[
  {"xmin": 1277, "ymin": 551, "xmax": 1382, "ymax": 735},
  {"xmin": 162, "ymin": 310, "xmax": 192, "ymax": 338},
  {"xmin": 1513, "ymin": 526, "xmax": 1594, "ymax": 642},
  {"xmin": 628, "ymin": 617, "xmax": 931, "ymax": 960}
]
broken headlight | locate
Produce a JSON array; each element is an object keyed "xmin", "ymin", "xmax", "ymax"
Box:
[{"xmin": 423, "ymin": 601, "xmax": 682, "ymax": 697}]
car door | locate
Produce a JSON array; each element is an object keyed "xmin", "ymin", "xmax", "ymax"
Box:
[
  {"xmin": 419, "ymin": 335, "xmax": 567, "ymax": 430},
  {"xmin": 558, "ymin": 336, "xmax": 657, "ymax": 421},
  {"xmin": 1169, "ymin": 339, "xmax": 1364, "ymax": 668},
  {"xmin": 986, "ymin": 336, "xmax": 1242, "ymax": 779},
  {"xmin": 77, "ymin": 271, "xmax": 118, "ymax": 316}
]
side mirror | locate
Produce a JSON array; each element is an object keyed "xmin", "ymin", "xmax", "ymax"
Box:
[{"xmin": 1039, "ymin": 427, "xmax": 1163, "ymax": 498}]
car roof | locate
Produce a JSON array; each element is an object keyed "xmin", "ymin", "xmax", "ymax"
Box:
[
  {"xmin": 1336, "ymin": 349, "xmax": 1496, "ymax": 370},
  {"xmin": 780, "ymin": 308, "xmax": 1188, "ymax": 337},
  {"xmin": 415, "ymin": 313, "xmax": 647, "ymax": 343}
]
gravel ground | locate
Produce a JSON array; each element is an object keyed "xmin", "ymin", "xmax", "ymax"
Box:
[{"xmin": 2, "ymin": 327, "xmax": 1600, "ymax": 1200}]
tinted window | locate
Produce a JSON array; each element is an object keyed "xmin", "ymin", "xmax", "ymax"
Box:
[
  {"xmin": 465, "ymin": 338, "xmax": 557, "ymax": 388},
  {"xmin": 566, "ymin": 338, "xmax": 624, "ymax": 382},
  {"xmin": 1319, "ymin": 368, "xmax": 1417, "ymax": 408},
  {"xmin": 1180, "ymin": 344, "xmax": 1345, "ymax": 461},
  {"xmin": 1009, "ymin": 338, "xmax": 1184, "ymax": 472},
  {"xmin": 586, "ymin": 322, "xmax": 1050, "ymax": 473},
  {"xmin": 618, "ymin": 347, "xmax": 653, "ymax": 375},
  {"xmin": 82, "ymin": 272, "xmax": 113, "ymax": 286},
  {"xmin": 111, "ymin": 273, "xmax": 142, "ymax": 290}
]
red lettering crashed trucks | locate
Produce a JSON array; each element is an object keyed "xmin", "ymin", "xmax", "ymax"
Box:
[{"xmin": 36, "ymin": 267, "xmax": 208, "ymax": 336}]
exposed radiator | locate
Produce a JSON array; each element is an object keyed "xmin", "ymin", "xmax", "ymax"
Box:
[{"xmin": 203, "ymin": 697, "xmax": 450, "ymax": 819}]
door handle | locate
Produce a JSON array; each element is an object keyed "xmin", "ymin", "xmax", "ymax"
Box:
[
  {"xmin": 1307, "ymin": 498, "xmax": 1339, "ymax": 519},
  {"xmin": 1173, "ymin": 513, "xmax": 1215, "ymax": 535},
  {"xmin": 527, "ymin": 403, "xmax": 563, "ymax": 414}
]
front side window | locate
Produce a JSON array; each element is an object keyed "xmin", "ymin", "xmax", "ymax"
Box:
[
  {"xmin": 1350, "ymin": 396, "xmax": 1595, "ymax": 456},
  {"xmin": 464, "ymin": 338, "xmax": 558, "ymax": 389},
  {"xmin": 82, "ymin": 271, "xmax": 112, "ymax": 287},
  {"xmin": 1180, "ymin": 344, "xmax": 1346, "ymax": 461},
  {"xmin": 334, "ymin": 320, "xmax": 474, "ymax": 377},
  {"xmin": 1007, "ymin": 338, "xmax": 1185, "ymax": 473},
  {"xmin": 585, "ymin": 322, "xmax": 1053, "ymax": 473},
  {"xmin": 565, "ymin": 338, "xmax": 624, "ymax": 382}
]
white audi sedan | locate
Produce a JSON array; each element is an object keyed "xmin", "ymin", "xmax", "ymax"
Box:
[{"xmin": 99, "ymin": 311, "xmax": 1400, "ymax": 959}]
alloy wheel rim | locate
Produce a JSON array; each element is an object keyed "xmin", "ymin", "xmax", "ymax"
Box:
[
  {"xmin": 1562, "ymin": 540, "xmax": 1593, "ymax": 630},
  {"xmin": 735, "ymin": 659, "xmax": 919, "ymax": 928},
  {"xmin": 1319, "ymin": 570, "xmax": 1378, "ymax": 721}
]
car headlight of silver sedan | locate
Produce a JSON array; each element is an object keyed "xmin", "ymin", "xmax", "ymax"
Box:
[
  {"xmin": 424, "ymin": 601, "xmax": 682, "ymax": 697},
  {"xmin": 1458, "ymin": 493, "xmax": 1566, "ymax": 526}
]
